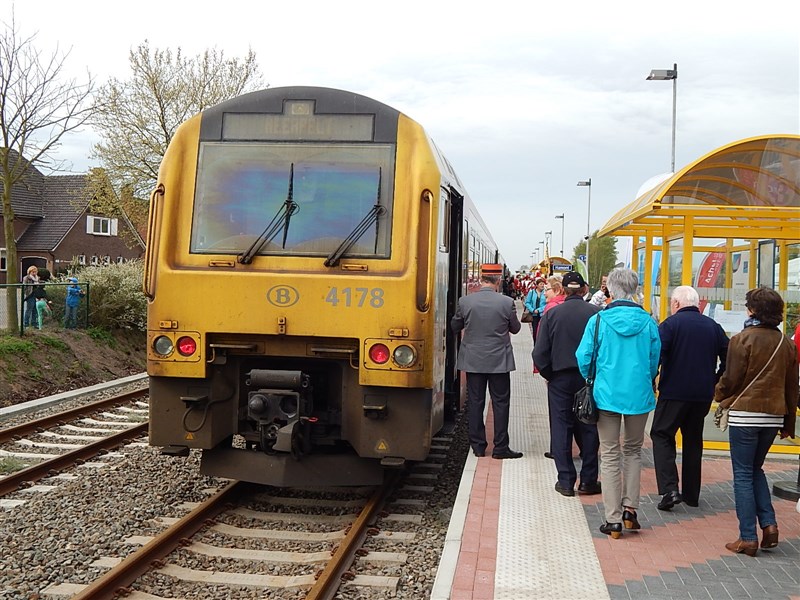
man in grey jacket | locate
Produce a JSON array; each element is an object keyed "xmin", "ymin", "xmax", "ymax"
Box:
[{"xmin": 451, "ymin": 266, "xmax": 523, "ymax": 459}]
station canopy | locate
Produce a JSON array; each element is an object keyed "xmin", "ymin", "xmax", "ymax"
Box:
[{"xmin": 598, "ymin": 135, "xmax": 800, "ymax": 241}]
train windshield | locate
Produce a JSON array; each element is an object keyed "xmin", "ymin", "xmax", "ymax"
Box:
[{"xmin": 190, "ymin": 142, "xmax": 395, "ymax": 258}]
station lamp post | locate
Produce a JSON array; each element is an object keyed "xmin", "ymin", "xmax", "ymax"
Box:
[
  {"xmin": 555, "ymin": 213, "xmax": 565, "ymax": 257},
  {"xmin": 577, "ymin": 179, "xmax": 591, "ymax": 282},
  {"xmin": 646, "ymin": 62, "xmax": 678, "ymax": 173}
]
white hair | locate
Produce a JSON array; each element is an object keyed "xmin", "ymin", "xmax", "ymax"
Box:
[{"xmin": 671, "ymin": 285, "xmax": 700, "ymax": 308}]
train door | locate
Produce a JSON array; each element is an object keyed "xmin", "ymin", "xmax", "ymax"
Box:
[{"xmin": 443, "ymin": 187, "xmax": 464, "ymax": 421}]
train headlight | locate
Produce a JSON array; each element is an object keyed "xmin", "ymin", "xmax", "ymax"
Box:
[
  {"xmin": 153, "ymin": 335, "xmax": 174, "ymax": 357},
  {"xmin": 176, "ymin": 336, "xmax": 197, "ymax": 356},
  {"xmin": 392, "ymin": 345, "xmax": 417, "ymax": 368},
  {"xmin": 368, "ymin": 343, "xmax": 390, "ymax": 364}
]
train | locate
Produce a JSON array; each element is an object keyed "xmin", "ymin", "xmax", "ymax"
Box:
[{"xmin": 144, "ymin": 86, "xmax": 503, "ymax": 486}]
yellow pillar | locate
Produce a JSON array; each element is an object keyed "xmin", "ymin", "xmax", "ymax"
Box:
[
  {"xmin": 681, "ymin": 218, "xmax": 693, "ymax": 285},
  {"xmin": 724, "ymin": 239, "xmax": 734, "ymax": 310},
  {"xmin": 643, "ymin": 234, "xmax": 654, "ymax": 314},
  {"xmin": 660, "ymin": 236, "xmax": 670, "ymax": 321}
]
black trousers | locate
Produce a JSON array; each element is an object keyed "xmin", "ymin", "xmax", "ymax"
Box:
[
  {"xmin": 547, "ymin": 370, "xmax": 599, "ymax": 488},
  {"xmin": 529, "ymin": 315, "xmax": 541, "ymax": 344},
  {"xmin": 466, "ymin": 372, "xmax": 511, "ymax": 454},
  {"xmin": 650, "ymin": 398, "xmax": 712, "ymax": 504}
]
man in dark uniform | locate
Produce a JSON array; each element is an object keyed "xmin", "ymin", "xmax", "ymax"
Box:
[
  {"xmin": 651, "ymin": 285, "xmax": 728, "ymax": 510},
  {"xmin": 451, "ymin": 264, "xmax": 523, "ymax": 459},
  {"xmin": 534, "ymin": 271, "xmax": 601, "ymax": 496}
]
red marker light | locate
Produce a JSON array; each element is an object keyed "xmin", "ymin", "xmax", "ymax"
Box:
[
  {"xmin": 368, "ymin": 343, "xmax": 390, "ymax": 364},
  {"xmin": 176, "ymin": 336, "xmax": 197, "ymax": 356}
]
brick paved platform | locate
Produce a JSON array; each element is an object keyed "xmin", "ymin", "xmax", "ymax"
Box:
[{"xmin": 431, "ymin": 307, "xmax": 800, "ymax": 600}]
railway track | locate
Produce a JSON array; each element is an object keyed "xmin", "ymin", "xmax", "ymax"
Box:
[
  {"xmin": 1, "ymin": 383, "xmax": 464, "ymax": 599},
  {"xmin": 65, "ymin": 474, "xmax": 401, "ymax": 600},
  {"xmin": 0, "ymin": 389, "xmax": 149, "ymax": 499}
]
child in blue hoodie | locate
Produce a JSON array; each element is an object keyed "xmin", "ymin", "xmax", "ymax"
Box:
[{"xmin": 64, "ymin": 277, "xmax": 85, "ymax": 329}]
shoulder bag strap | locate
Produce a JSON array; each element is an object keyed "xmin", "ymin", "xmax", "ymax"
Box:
[
  {"xmin": 587, "ymin": 314, "xmax": 601, "ymax": 384},
  {"xmin": 725, "ymin": 333, "xmax": 784, "ymax": 410}
]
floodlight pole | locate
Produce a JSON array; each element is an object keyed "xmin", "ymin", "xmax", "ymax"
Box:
[
  {"xmin": 647, "ymin": 62, "xmax": 678, "ymax": 173},
  {"xmin": 555, "ymin": 214, "xmax": 565, "ymax": 257},
  {"xmin": 577, "ymin": 179, "xmax": 591, "ymax": 283}
]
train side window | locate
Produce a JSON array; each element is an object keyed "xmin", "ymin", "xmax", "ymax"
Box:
[{"xmin": 438, "ymin": 191, "xmax": 450, "ymax": 252}]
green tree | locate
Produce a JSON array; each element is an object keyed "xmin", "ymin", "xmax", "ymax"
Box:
[
  {"xmin": 91, "ymin": 41, "xmax": 264, "ymax": 203},
  {"xmin": 572, "ymin": 232, "xmax": 618, "ymax": 289},
  {"xmin": 1, "ymin": 11, "xmax": 95, "ymax": 331}
]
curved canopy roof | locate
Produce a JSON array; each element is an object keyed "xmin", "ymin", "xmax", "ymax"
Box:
[{"xmin": 599, "ymin": 134, "xmax": 800, "ymax": 240}]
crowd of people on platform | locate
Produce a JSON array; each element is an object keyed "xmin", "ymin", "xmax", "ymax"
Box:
[{"xmin": 454, "ymin": 264, "xmax": 799, "ymax": 557}]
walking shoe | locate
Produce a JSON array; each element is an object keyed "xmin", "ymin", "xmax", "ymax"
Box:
[
  {"xmin": 622, "ymin": 509, "xmax": 640, "ymax": 530},
  {"xmin": 725, "ymin": 538, "xmax": 757, "ymax": 557},
  {"xmin": 761, "ymin": 524, "xmax": 779, "ymax": 549},
  {"xmin": 599, "ymin": 522, "xmax": 622, "ymax": 539},
  {"xmin": 657, "ymin": 490, "xmax": 682, "ymax": 511},
  {"xmin": 577, "ymin": 481, "xmax": 602, "ymax": 495},
  {"xmin": 554, "ymin": 482, "xmax": 575, "ymax": 497},
  {"xmin": 491, "ymin": 449, "xmax": 523, "ymax": 459}
]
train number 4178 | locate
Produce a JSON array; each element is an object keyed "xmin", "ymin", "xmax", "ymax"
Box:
[{"xmin": 325, "ymin": 287, "xmax": 385, "ymax": 308}]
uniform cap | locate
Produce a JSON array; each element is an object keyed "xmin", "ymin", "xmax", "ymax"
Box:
[
  {"xmin": 480, "ymin": 263, "xmax": 503, "ymax": 277},
  {"xmin": 561, "ymin": 271, "xmax": 587, "ymax": 289}
]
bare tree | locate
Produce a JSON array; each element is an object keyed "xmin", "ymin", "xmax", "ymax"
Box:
[
  {"xmin": 91, "ymin": 41, "xmax": 263, "ymax": 203},
  {"xmin": 1, "ymin": 11, "xmax": 95, "ymax": 331}
]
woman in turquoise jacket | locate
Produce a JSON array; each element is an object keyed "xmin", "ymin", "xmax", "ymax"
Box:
[{"xmin": 576, "ymin": 268, "xmax": 661, "ymax": 538}]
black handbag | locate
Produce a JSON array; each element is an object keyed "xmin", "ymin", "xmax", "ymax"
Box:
[{"xmin": 573, "ymin": 313, "xmax": 601, "ymax": 425}]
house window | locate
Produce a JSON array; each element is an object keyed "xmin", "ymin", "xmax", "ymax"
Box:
[
  {"xmin": 86, "ymin": 216, "xmax": 119, "ymax": 236},
  {"xmin": 1, "ymin": 248, "xmax": 6, "ymax": 272},
  {"xmin": 78, "ymin": 254, "xmax": 86, "ymax": 265},
  {"xmin": 90, "ymin": 255, "xmax": 99, "ymax": 266}
]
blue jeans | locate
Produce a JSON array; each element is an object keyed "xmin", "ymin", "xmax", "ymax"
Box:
[
  {"xmin": 729, "ymin": 426, "xmax": 778, "ymax": 541},
  {"xmin": 23, "ymin": 296, "xmax": 38, "ymax": 327},
  {"xmin": 64, "ymin": 305, "xmax": 78, "ymax": 328}
]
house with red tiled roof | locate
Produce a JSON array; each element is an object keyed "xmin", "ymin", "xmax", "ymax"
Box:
[{"xmin": 0, "ymin": 150, "xmax": 145, "ymax": 284}]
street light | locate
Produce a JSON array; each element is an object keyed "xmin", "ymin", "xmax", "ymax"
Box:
[
  {"xmin": 577, "ymin": 179, "xmax": 591, "ymax": 283},
  {"xmin": 555, "ymin": 214, "xmax": 565, "ymax": 257},
  {"xmin": 646, "ymin": 62, "xmax": 678, "ymax": 173}
]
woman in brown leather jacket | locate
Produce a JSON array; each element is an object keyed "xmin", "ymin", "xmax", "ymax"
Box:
[{"xmin": 714, "ymin": 287, "xmax": 799, "ymax": 557}]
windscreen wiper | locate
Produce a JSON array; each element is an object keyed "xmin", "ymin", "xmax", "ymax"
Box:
[
  {"xmin": 238, "ymin": 164, "xmax": 299, "ymax": 264},
  {"xmin": 324, "ymin": 169, "xmax": 384, "ymax": 267}
]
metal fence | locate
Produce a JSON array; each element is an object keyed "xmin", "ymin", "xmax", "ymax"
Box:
[{"xmin": 0, "ymin": 283, "xmax": 91, "ymax": 334}]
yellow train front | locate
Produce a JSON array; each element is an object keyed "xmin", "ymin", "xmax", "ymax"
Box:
[{"xmin": 144, "ymin": 86, "xmax": 500, "ymax": 486}]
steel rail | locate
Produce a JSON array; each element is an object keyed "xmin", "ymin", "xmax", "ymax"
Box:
[
  {"xmin": 72, "ymin": 480, "xmax": 244, "ymax": 600},
  {"xmin": 0, "ymin": 422, "xmax": 148, "ymax": 496},
  {"xmin": 0, "ymin": 389, "xmax": 149, "ymax": 444},
  {"xmin": 306, "ymin": 471, "xmax": 401, "ymax": 600}
]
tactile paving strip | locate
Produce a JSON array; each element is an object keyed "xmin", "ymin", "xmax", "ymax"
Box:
[{"xmin": 494, "ymin": 324, "xmax": 610, "ymax": 599}]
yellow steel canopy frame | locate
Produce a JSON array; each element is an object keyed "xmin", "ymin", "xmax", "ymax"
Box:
[{"xmin": 598, "ymin": 134, "xmax": 800, "ymax": 455}]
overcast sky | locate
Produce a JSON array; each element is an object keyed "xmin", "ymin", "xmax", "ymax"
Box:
[{"xmin": 7, "ymin": 0, "xmax": 800, "ymax": 269}]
